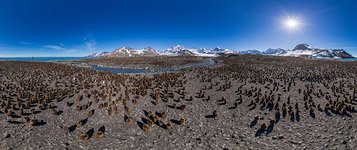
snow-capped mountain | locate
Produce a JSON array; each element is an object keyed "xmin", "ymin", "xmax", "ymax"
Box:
[
  {"xmin": 330, "ymin": 49, "xmax": 354, "ymax": 58},
  {"xmin": 135, "ymin": 47, "xmax": 161, "ymax": 56},
  {"xmin": 239, "ymin": 44, "xmax": 353, "ymax": 58},
  {"xmin": 163, "ymin": 45, "xmax": 196, "ymax": 56},
  {"xmin": 199, "ymin": 47, "xmax": 232, "ymax": 55},
  {"xmin": 239, "ymin": 48, "xmax": 288, "ymax": 55},
  {"xmin": 88, "ymin": 47, "xmax": 160, "ymax": 58},
  {"xmin": 163, "ymin": 45, "xmax": 234, "ymax": 56},
  {"xmin": 263, "ymin": 48, "xmax": 287, "ymax": 55},
  {"xmin": 239, "ymin": 50, "xmax": 262, "ymax": 55},
  {"xmin": 280, "ymin": 44, "xmax": 353, "ymax": 58}
]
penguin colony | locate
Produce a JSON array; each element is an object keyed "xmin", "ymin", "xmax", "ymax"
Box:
[{"xmin": 1, "ymin": 55, "xmax": 357, "ymax": 148}]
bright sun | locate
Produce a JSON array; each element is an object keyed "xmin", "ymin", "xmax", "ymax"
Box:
[{"xmin": 283, "ymin": 17, "xmax": 301, "ymax": 31}]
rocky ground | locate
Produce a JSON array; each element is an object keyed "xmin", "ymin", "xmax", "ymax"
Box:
[{"xmin": 1, "ymin": 55, "xmax": 357, "ymax": 149}]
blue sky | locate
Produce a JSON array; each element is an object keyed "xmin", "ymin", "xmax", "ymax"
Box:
[{"xmin": 1, "ymin": 0, "xmax": 357, "ymax": 57}]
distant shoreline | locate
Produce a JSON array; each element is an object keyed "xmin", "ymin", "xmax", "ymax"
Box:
[{"xmin": 0, "ymin": 57, "xmax": 85, "ymax": 62}]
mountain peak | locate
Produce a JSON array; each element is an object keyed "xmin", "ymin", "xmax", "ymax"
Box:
[
  {"xmin": 92, "ymin": 47, "xmax": 160, "ymax": 57},
  {"xmin": 283, "ymin": 44, "xmax": 353, "ymax": 58},
  {"xmin": 115, "ymin": 47, "xmax": 134, "ymax": 50},
  {"xmin": 293, "ymin": 44, "xmax": 312, "ymax": 50},
  {"xmin": 163, "ymin": 45, "xmax": 234, "ymax": 56},
  {"xmin": 174, "ymin": 45, "xmax": 184, "ymax": 48},
  {"xmin": 238, "ymin": 44, "xmax": 353, "ymax": 58}
]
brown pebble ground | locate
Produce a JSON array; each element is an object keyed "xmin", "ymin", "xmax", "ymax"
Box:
[{"xmin": 1, "ymin": 54, "xmax": 357, "ymax": 149}]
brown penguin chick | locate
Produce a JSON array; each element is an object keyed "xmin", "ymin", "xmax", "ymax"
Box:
[
  {"xmin": 147, "ymin": 111, "xmax": 154, "ymax": 118},
  {"xmin": 165, "ymin": 122, "xmax": 174, "ymax": 129},
  {"xmin": 88, "ymin": 109, "xmax": 95, "ymax": 117},
  {"xmin": 98, "ymin": 103, "xmax": 104, "ymax": 109},
  {"xmin": 142, "ymin": 124, "xmax": 150, "ymax": 132},
  {"xmin": 107, "ymin": 107, "xmax": 113, "ymax": 116},
  {"xmin": 113, "ymin": 106, "xmax": 119, "ymax": 114},
  {"xmin": 75, "ymin": 105, "xmax": 82, "ymax": 111},
  {"xmin": 146, "ymin": 118, "xmax": 154, "ymax": 126},
  {"xmin": 179, "ymin": 117, "xmax": 188, "ymax": 125},
  {"xmin": 124, "ymin": 114, "xmax": 133, "ymax": 125},
  {"xmin": 124, "ymin": 106, "xmax": 131, "ymax": 113},
  {"xmin": 78, "ymin": 132, "xmax": 89, "ymax": 142},
  {"xmin": 148, "ymin": 117, "xmax": 157, "ymax": 124},
  {"xmin": 76, "ymin": 120, "xmax": 84, "ymax": 127},
  {"xmin": 95, "ymin": 131, "xmax": 104, "ymax": 139},
  {"xmin": 152, "ymin": 114, "xmax": 160, "ymax": 122},
  {"xmin": 28, "ymin": 117, "xmax": 37, "ymax": 127}
]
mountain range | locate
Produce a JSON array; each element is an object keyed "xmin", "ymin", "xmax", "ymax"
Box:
[
  {"xmin": 88, "ymin": 44, "xmax": 354, "ymax": 58},
  {"xmin": 87, "ymin": 47, "xmax": 160, "ymax": 58},
  {"xmin": 240, "ymin": 44, "xmax": 353, "ymax": 58}
]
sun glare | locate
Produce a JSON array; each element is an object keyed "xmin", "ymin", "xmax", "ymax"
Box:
[{"xmin": 283, "ymin": 17, "xmax": 301, "ymax": 31}]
